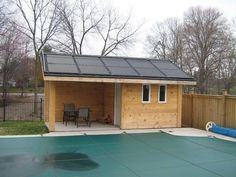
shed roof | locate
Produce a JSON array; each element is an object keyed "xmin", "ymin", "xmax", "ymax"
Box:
[{"xmin": 40, "ymin": 53, "xmax": 195, "ymax": 82}]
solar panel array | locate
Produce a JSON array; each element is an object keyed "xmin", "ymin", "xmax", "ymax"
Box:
[{"xmin": 44, "ymin": 54, "xmax": 192, "ymax": 80}]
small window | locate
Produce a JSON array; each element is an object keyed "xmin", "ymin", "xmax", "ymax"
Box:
[
  {"xmin": 142, "ymin": 84, "xmax": 151, "ymax": 103},
  {"xmin": 159, "ymin": 85, "xmax": 167, "ymax": 103}
]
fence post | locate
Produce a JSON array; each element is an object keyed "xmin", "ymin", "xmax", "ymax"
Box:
[
  {"xmin": 222, "ymin": 90, "xmax": 228, "ymax": 127},
  {"xmin": 40, "ymin": 98, "xmax": 43, "ymax": 121},
  {"xmin": 189, "ymin": 90, "xmax": 194, "ymax": 127}
]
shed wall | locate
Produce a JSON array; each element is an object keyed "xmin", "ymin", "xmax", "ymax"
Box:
[
  {"xmin": 120, "ymin": 83, "xmax": 181, "ymax": 129},
  {"xmin": 55, "ymin": 82, "xmax": 104, "ymax": 121},
  {"xmin": 44, "ymin": 81, "xmax": 182, "ymax": 129},
  {"xmin": 45, "ymin": 81, "xmax": 115, "ymax": 122}
]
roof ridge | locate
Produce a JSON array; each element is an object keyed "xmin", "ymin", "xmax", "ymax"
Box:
[{"xmin": 43, "ymin": 52, "xmax": 173, "ymax": 61}]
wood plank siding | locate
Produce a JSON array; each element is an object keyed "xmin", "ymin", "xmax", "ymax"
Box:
[
  {"xmin": 44, "ymin": 81, "xmax": 182, "ymax": 131},
  {"xmin": 103, "ymin": 83, "xmax": 115, "ymax": 124},
  {"xmin": 44, "ymin": 81, "xmax": 115, "ymax": 124},
  {"xmin": 182, "ymin": 94, "xmax": 236, "ymax": 130},
  {"xmin": 120, "ymin": 83, "xmax": 181, "ymax": 129}
]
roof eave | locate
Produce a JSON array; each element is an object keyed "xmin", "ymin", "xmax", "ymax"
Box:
[{"xmin": 43, "ymin": 74, "xmax": 196, "ymax": 85}]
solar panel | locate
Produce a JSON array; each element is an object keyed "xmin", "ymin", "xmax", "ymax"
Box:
[
  {"xmin": 102, "ymin": 58, "xmax": 129, "ymax": 67},
  {"xmin": 75, "ymin": 56, "xmax": 104, "ymax": 66},
  {"xmin": 160, "ymin": 69, "xmax": 190, "ymax": 78},
  {"xmin": 127, "ymin": 59, "xmax": 153, "ymax": 68},
  {"xmin": 79, "ymin": 65, "xmax": 109, "ymax": 75},
  {"xmin": 42, "ymin": 53, "xmax": 193, "ymax": 80},
  {"xmin": 47, "ymin": 55, "xmax": 75, "ymax": 64},
  {"xmin": 47, "ymin": 64, "xmax": 78, "ymax": 73},
  {"xmin": 107, "ymin": 66, "xmax": 138, "ymax": 76},
  {"xmin": 151, "ymin": 60, "xmax": 178, "ymax": 70},
  {"xmin": 135, "ymin": 68, "xmax": 165, "ymax": 77}
]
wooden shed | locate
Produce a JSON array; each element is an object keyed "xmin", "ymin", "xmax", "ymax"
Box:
[{"xmin": 40, "ymin": 53, "xmax": 196, "ymax": 132}]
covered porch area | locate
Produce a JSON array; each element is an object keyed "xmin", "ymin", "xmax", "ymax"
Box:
[{"xmin": 44, "ymin": 81, "xmax": 121, "ymax": 132}]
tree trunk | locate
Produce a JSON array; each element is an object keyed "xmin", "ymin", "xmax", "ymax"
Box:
[
  {"xmin": 2, "ymin": 68, "xmax": 7, "ymax": 122},
  {"xmin": 33, "ymin": 52, "xmax": 39, "ymax": 115},
  {"xmin": 198, "ymin": 69, "xmax": 205, "ymax": 94},
  {"xmin": 21, "ymin": 85, "xmax": 24, "ymax": 98},
  {"xmin": 225, "ymin": 82, "xmax": 231, "ymax": 94}
]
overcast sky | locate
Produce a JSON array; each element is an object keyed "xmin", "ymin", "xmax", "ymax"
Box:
[{"xmin": 101, "ymin": 0, "xmax": 236, "ymax": 57}]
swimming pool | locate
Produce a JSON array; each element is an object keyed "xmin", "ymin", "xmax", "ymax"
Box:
[{"xmin": 0, "ymin": 132, "xmax": 236, "ymax": 177}]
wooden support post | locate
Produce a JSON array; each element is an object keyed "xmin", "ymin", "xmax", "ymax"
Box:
[
  {"xmin": 120, "ymin": 83, "xmax": 125, "ymax": 130},
  {"xmin": 44, "ymin": 81, "xmax": 49, "ymax": 122},
  {"xmin": 48, "ymin": 81, "xmax": 56, "ymax": 132},
  {"xmin": 222, "ymin": 89, "xmax": 228, "ymax": 127},
  {"xmin": 177, "ymin": 85, "xmax": 183, "ymax": 127}
]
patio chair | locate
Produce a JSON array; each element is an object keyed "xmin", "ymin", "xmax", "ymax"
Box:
[
  {"xmin": 76, "ymin": 107, "xmax": 91, "ymax": 127},
  {"xmin": 63, "ymin": 104, "xmax": 77, "ymax": 126}
]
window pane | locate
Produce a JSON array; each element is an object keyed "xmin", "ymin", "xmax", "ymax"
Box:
[
  {"xmin": 159, "ymin": 85, "xmax": 166, "ymax": 102},
  {"xmin": 143, "ymin": 85, "xmax": 149, "ymax": 102}
]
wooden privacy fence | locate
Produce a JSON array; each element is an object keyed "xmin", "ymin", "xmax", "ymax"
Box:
[{"xmin": 182, "ymin": 93, "xmax": 236, "ymax": 130}]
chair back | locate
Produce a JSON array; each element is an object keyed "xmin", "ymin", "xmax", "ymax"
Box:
[
  {"xmin": 78, "ymin": 107, "xmax": 89, "ymax": 117},
  {"xmin": 64, "ymin": 104, "xmax": 75, "ymax": 112}
]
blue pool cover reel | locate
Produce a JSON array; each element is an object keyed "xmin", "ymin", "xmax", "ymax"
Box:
[{"xmin": 210, "ymin": 124, "xmax": 236, "ymax": 138}]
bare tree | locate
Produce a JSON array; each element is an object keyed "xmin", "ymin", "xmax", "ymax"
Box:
[
  {"xmin": 54, "ymin": 0, "xmax": 103, "ymax": 54},
  {"xmin": 0, "ymin": 0, "xmax": 11, "ymax": 36},
  {"xmin": 217, "ymin": 38, "xmax": 236, "ymax": 93},
  {"xmin": 166, "ymin": 19, "xmax": 185, "ymax": 68},
  {"xmin": 183, "ymin": 7, "xmax": 231, "ymax": 93},
  {"xmin": 232, "ymin": 17, "xmax": 236, "ymax": 32},
  {"xmin": 0, "ymin": 5, "xmax": 6, "ymax": 35},
  {"xmin": 146, "ymin": 7, "xmax": 236, "ymax": 94},
  {"xmin": 14, "ymin": 0, "xmax": 60, "ymax": 113},
  {"xmin": 0, "ymin": 24, "xmax": 28, "ymax": 121},
  {"xmin": 14, "ymin": 56, "xmax": 34, "ymax": 97},
  {"xmin": 146, "ymin": 21, "xmax": 168, "ymax": 59},
  {"xmin": 146, "ymin": 18, "xmax": 185, "ymax": 68},
  {"xmin": 97, "ymin": 8, "xmax": 141, "ymax": 56},
  {"xmin": 54, "ymin": 1, "xmax": 140, "ymax": 56}
]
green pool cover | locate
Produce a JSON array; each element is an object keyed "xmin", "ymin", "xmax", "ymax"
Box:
[{"xmin": 0, "ymin": 132, "xmax": 236, "ymax": 177}]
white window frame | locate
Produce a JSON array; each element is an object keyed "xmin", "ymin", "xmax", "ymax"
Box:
[
  {"xmin": 142, "ymin": 84, "xmax": 151, "ymax": 103},
  {"xmin": 158, "ymin": 85, "xmax": 167, "ymax": 103}
]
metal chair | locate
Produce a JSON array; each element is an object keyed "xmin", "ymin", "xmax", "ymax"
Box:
[
  {"xmin": 76, "ymin": 107, "xmax": 91, "ymax": 127},
  {"xmin": 63, "ymin": 104, "xmax": 77, "ymax": 126}
]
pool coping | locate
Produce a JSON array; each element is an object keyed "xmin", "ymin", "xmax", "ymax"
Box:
[{"xmin": 0, "ymin": 128, "xmax": 235, "ymax": 142}]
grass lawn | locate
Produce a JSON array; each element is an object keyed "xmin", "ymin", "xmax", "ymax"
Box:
[
  {"xmin": 0, "ymin": 121, "xmax": 49, "ymax": 135},
  {"xmin": 0, "ymin": 87, "xmax": 44, "ymax": 93}
]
